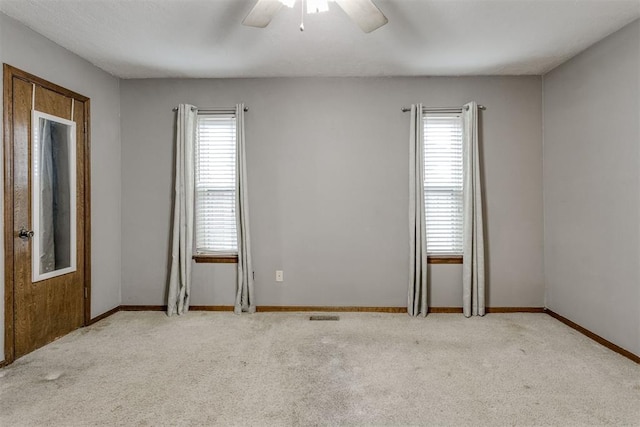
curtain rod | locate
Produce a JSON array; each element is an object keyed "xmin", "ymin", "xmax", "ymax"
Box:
[
  {"xmin": 401, "ymin": 105, "xmax": 486, "ymax": 113},
  {"xmin": 172, "ymin": 106, "xmax": 249, "ymax": 112}
]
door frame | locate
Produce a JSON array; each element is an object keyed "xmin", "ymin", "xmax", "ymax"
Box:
[{"xmin": 3, "ymin": 64, "xmax": 92, "ymax": 364}]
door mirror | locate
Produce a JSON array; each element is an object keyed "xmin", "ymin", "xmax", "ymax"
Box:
[{"xmin": 31, "ymin": 111, "xmax": 77, "ymax": 282}]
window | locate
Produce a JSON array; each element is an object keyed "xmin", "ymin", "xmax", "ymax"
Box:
[
  {"xmin": 195, "ymin": 114, "xmax": 238, "ymax": 256},
  {"xmin": 423, "ymin": 113, "xmax": 463, "ymax": 257}
]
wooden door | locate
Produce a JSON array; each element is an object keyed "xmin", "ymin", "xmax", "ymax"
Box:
[{"xmin": 3, "ymin": 65, "xmax": 91, "ymax": 362}]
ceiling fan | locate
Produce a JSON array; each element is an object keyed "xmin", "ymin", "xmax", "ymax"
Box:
[{"xmin": 242, "ymin": 0, "xmax": 388, "ymax": 33}]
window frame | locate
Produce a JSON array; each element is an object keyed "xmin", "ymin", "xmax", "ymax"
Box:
[
  {"xmin": 192, "ymin": 112, "xmax": 239, "ymax": 264},
  {"xmin": 423, "ymin": 112, "xmax": 464, "ymax": 265}
]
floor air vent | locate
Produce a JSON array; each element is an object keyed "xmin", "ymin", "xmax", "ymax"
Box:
[{"xmin": 309, "ymin": 315, "xmax": 340, "ymax": 321}]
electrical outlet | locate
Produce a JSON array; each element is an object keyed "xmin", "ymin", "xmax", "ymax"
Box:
[{"xmin": 275, "ymin": 270, "xmax": 284, "ymax": 282}]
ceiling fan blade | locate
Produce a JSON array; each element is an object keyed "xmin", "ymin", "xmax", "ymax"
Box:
[
  {"xmin": 242, "ymin": 0, "xmax": 283, "ymax": 28},
  {"xmin": 335, "ymin": 0, "xmax": 388, "ymax": 33}
]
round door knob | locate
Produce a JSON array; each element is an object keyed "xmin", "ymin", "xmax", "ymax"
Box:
[{"xmin": 18, "ymin": 227, "xmax": 34, "ymax": 240}]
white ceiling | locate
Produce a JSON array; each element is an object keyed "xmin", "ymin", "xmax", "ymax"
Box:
[{"xmin": 1, "ymin": 0, "xmax": 638, "ymax": 78}]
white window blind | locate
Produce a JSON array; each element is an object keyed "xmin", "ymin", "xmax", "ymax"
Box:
[
  {"xmin": 423, "ymin": 113, "xmax": 463, "ymax": 255},
  {"xmin": 195, "ymin": 114, "xmax": 238, "ymax": 254}
]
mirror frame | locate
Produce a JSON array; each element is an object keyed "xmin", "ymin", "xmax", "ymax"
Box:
[{"xmin": 31, "ymin": 110, "xmax": 77, "ymax": 282}]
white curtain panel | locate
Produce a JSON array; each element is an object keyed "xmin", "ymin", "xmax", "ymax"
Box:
[
  {"xmin": 408, "ymin": 103, "xmax": 428, "ymax": 317},
  {"xmin": 462, "ymin": 102, "xmax": 486, "ymax": 317},
  {"xmin": 167, "ymin": 104, "xmax": 197, "ymax": 316},
  {"xmin": 234, "ymin": 103, "xmax": 256, "ymax": 314}
]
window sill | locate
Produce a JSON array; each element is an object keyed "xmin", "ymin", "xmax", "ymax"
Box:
[
  {"xmin": 427, "ymin": 255, "xmax": 463, "ymax": 264},
  {"xmin": 193, "ymin": 255, "xmax": 458, "ymax": 264},
  {"xmin": 193, "ymin": 254, "xmax": 238, "ymax": 264}
]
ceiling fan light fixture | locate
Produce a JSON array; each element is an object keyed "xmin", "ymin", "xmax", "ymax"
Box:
[
  {"xmin": 245, "ymin": 0, "xmax": 387, "ymax": 33},
  {"xmin": 307, "ymin": 0, "xmax": 330, "ymax": 14},
  {"xmin": 278, "ymin": 0, "xmax": 333, "ymax": 13}
]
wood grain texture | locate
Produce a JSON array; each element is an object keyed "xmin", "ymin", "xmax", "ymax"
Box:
[
  {"xmin": 120, "ymin": 305, "xmax": 167, "ymax": 311},
  {"xmin": 3, "ymin": 65, "xmax": 89, "ymax": 102},
  {"xmin": 12, "ymin": 77, "xmax": 33, "ymax": 358},
  {"xmin": 486, "ymin": 307, "xmax": 545, "ymax": 313},
  {"xmin": 256, "ymin": 306, "xmax": 407, "ymax": 313},
  {"xmin": 117, "ymin": 305, "xmax": 545, "ymax": 314},
  {"xmin": 119, "ymin": 305, "xmax": 405, "ymax": 313},
  {"xmin": 3, "ymin": 65, "xmax": 91, "ymax": 362},
  {"xmin": 193, "ymin": 255, "xmax": 238, "ymax": 263},
  {"xmin": 3, "ymin": 64, "xmax": 16, "ymax": 363},
  {"xmin": 427, "ymin": 256, "xmax": 463, "ymax": 264},
  {"xmin": 429, "ymin": 307, "xmax": 463, "ymax": 313},
  {"xmin": 428, "ymin": 307, "xmax": 544, "ymax": 313},
  {"xmin": 119, "ymin": 305, "xmax": 235, "ymax": 312},
  {"xmin": 15, "ymin": 82, "xmax": 85, "ymax": 357},
  {"xmin": 189, "ymin": 305, "xmax": 235, "ymax": 311},
  {"xmin": 545, "ymin": 309, "xmax": 639, "ymax": 364}
]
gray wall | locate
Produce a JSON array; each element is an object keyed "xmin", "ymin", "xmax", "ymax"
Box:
[
  {"xmin": 0, "ymin": 13, "xmax": 122, "ymax": 362},
  {"xmin": 543, "ymin": 20, "xmax": 640, "ymax": 355},
  {"xmin": 120, "ymin": 76, "xmax": 544, "ymax": 308}
]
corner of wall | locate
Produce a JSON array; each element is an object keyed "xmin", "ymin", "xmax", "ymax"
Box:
[
  {"xmin": 117, "ymin": 77, "xmax": 123, "ymax": 308},
  {"xmin": 540, "ymin": 73, "xmax": 547, "ymax": 309}
]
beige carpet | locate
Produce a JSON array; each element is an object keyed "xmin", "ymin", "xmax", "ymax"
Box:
[{"xmin": 0, "ymin": 312, "xmax": 638, "ymax": 426}]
